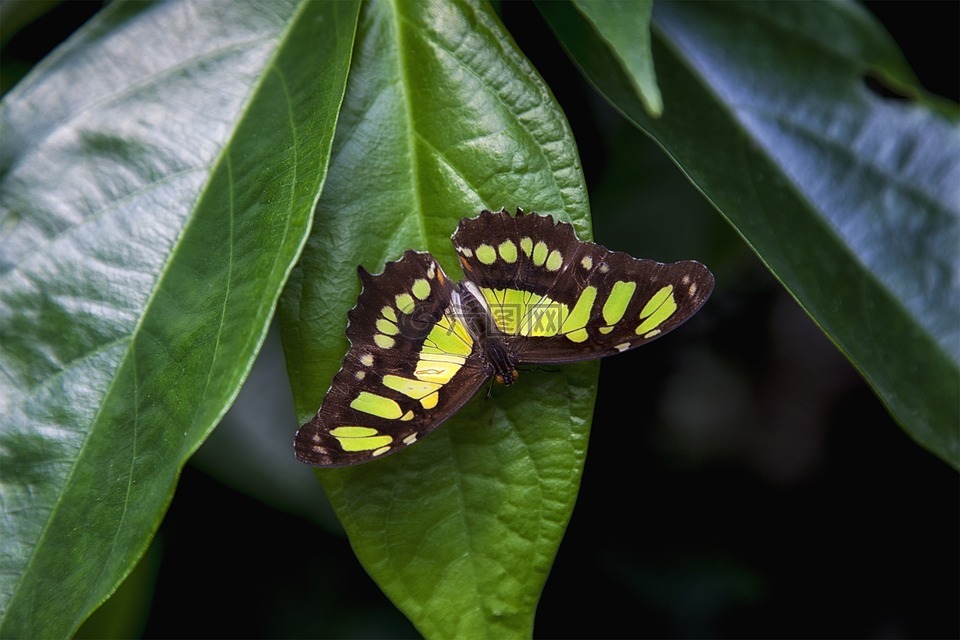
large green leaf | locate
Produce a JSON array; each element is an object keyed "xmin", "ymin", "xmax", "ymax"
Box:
[
  {"xmin": 0, "ymin": 1, "xmax": 359, "ymax": 636},
  {"xmin": 539, "ymin": 0, "xmax": 960, "ymax": 468},
  {"xmin": 277, "ymin": 0, "xmax": 595, "ymax": 636}
]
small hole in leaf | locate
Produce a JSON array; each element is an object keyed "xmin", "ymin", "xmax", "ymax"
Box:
[{"xmin": 863, "ymin": 72, "xmax": 914, "ymax": 102}]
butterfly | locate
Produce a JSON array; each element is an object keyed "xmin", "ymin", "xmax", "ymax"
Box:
[{"xmin": 295, "ymin": 209, "xmax": 714, "ymax": 467}]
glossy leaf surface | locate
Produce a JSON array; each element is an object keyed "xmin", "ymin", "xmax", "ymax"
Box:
[{"xmin": 0, "ymin": 1, "xmax": 359, "ymax": 635}]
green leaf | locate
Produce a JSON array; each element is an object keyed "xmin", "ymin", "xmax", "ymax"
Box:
[
  {"xmin": 539, "ymin": 0, "xmax": 960, "ymax": 468},
  {"xmin": 277, "ymin": 0, "xmax": 594, "ymax": 636},
  {"xmin": 0, "ymin": 1, "xmax": 359, "ymax": 636},
  {"xmin": 571, "ymin": 0, "xmax": 661, "ymax": 117}
]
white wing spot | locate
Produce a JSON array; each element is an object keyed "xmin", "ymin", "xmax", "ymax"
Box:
[
  {"xmin": 599, "ymin": 263, "xmax": 610, "ymax": 274},
  {"xmin": 360, "ymin": 353, "xmax": 374, "ymax": 367},
  {"xmin": 355, "ymin": 371, "xmax": 366, "ymax": 381},
  {"xmin": 615, "ymin": 342, "xmax": 630, "ymax": 352},
  {"xmin": 581, "ymin": 255, "xmax": 593, "ymax": 270},
  {"xmin": 688, "ymin": 282, "xmax": 698, "ymax": 296},
  {"xmin": 682, "ymin": 275, "xmax": 691, "ymax": 285},
  {"xmin": 403, "ymin": 433, "xmax": 419, "ymax": 445}
]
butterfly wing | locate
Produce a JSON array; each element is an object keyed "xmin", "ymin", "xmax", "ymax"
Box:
[
  {"xmin": 451, "ymin": 209, "xmax": 714, "ymax": 364},
  {"xmin": 295, "ymin": 250, "xmax": 489, "ymax": 467}
]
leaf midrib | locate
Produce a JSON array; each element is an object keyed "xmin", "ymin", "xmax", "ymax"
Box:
[{"xmin": 390, "ymin": 0, "xmax": 428, "ymax": 250}]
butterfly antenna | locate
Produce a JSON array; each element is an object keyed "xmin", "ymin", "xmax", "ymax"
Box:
[{"xmin": 518, "ymin": 365, "xmax": 559, "ymax": 375}]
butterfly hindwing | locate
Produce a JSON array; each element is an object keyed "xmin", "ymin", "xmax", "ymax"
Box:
[
  {"xmin": 295, "ymin": 250, "xmax": 488, "ymax": 467},
  {"xmin": 451, "ymin": 209, "xmax": 715, "ymax": 363}
]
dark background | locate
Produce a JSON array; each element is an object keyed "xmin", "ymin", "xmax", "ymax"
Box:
[{"xmin": 4, "ymin": 2, "xmax": 957, "ymax": 638}]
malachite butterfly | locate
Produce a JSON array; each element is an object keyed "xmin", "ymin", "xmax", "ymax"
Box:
[{"xmin": 296, "ymin": 209, "xmax": 714, "ymax": 467}]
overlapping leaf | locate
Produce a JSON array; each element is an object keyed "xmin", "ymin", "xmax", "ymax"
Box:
[
  {"xmin": 571, "ymin": 0, "xmax": 660, "ymax": 117},
  {"xmin": 539, "ymin": 0, "xmax": 960, "ymax": 468},
  {"xmin": 0, "ymin": 1, "xmax": 359, "ymax": 635}
]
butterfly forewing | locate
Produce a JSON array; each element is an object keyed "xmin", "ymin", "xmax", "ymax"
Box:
[
  {"xmin": 452, "ymin": 210, "xmax": 715, "ymax": 363},
  {"xmin": 295, "ymin": 250, "xmax": 488, "ymax": 467}
]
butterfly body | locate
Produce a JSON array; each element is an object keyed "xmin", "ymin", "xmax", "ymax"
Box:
[
  {"xmin": 296, "ymin": 209, "xmax": 714, "ymax": 467},
  {"xmin": 451, "ymin": 279, "xmax": 520, "ymax": 384}
]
